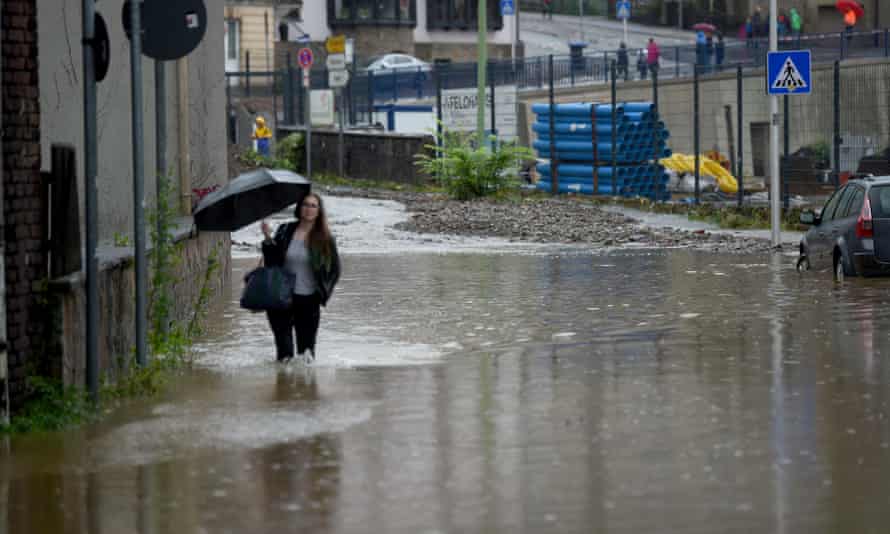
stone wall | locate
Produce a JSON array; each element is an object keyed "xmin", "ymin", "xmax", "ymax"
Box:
[
  {"xmin": 1, "ymin": 0, "xmax": 45, "ymax": 408},
  {"xmin": 47, "ymin": 227, "xmax": 231, "ymax": 388},
  {"xmin": 414, "ymin": 42, "xmax": 514, "ymax": 62},
  {"xmin": 299, "ymin": 127, "xmax": 434, "ymax": 185}
]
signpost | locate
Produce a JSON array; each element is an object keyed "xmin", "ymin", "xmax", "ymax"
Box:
[
  {"xmin": 765, "ymin": 48, "xmax": 811, "ymax": 246},
  {"xmin": 767, "ymin": 50, "xmax": 811, "ymax": 95},
  {"xmin": 616, "ymin": 0, "xmax": 631, "ymax": 44},
  {"xmin": 326, "ymin": 35, "xmax": 349, "ymax": 177},
  {"xmin": 298, "ymin": 47, "xmax": 313, "ymax": 178}
]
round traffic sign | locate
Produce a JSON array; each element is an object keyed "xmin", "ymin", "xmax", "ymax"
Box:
[{"xmin": 298, "ymin": 47, "xmax": 313, "ymax": 69}]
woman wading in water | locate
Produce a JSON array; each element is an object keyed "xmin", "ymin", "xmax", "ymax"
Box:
[{"xmin": 261, "ymin": 193, "xmax": 341, "ymax": 362}]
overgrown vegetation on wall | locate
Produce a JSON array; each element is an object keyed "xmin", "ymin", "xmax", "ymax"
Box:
[{"xmin": 0, "ymin": 175, "xmax": 222, "ymax": 435}]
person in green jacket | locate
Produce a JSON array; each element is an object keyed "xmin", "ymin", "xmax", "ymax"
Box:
[{"xmin": 790, "ymin": 8, "xmax": 803, "ymax": 46}]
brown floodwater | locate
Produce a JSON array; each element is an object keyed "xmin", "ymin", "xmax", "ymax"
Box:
[{"xmin": 4, "ymin": 235, "xmax": 890, "ymax": 533}]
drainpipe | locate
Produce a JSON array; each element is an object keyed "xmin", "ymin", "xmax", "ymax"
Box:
[{"xmin": 177, "ymin": 57, "xmax": 192, "ymax": 215}]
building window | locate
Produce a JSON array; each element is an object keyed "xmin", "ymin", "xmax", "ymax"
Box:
[
  {"xmin": 427, "ymin": 0, "xmax": 503, "ymax": 31},
  {"xmin": 327, "ymin": 0, "xmax": 417, "ymax": 26}
]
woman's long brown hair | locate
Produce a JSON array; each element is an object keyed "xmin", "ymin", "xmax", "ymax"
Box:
[{"xmin": 298, "ymin": 193, "xmax": 333, "ymax": 260}]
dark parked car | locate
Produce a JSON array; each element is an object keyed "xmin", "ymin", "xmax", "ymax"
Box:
[{"xmin": 798, "ymin": 175, "xmax": 890, "ymax": 280}]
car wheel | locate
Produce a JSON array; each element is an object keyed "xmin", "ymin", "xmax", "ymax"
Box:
[
  {"xmin": 796, "ymin": 255, "xmax": 810, "ymax": 272},
  {"xmin": 834, "ymin": 255, "xmax": 845, "ymax": 282}
]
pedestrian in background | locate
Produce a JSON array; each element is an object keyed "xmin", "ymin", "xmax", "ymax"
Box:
[
  {"xmin": 744, "ymin": 17, "xmax": 754, "ymax": 48},
  {"xmin": 617, "ymin": 42, "xmax": 629, "ymax": 81},
  {"xmin": 252, "ymin": 116, "xmax": 273, "ymax": 157},
  {"xmin": 261, "ymin": 193, "xmax": 341, "ymax": 363},
  {"xmin": 705, "ymin": 32, "xmax": 714, "ymax": 73},
  {"xmin": 542, "ymin": 0, "xmax": 552, "ymax": 20},
  {"xmin": 646, "ymin": 37, "xmax": 660, "ymax": 77},
  {"xmin": 752, "ymin": 6, "xmax": 763, "ymax": 40},
  {"xmin": 695, "ymin": 31, "xmax": 707, "ymax": 71},
  {"xmin": 715, "ymin": 32, "xmax": 725, "ymax": 71},
  {"xmin": 637, "ymin": 49, "xmax": 648, "ymax": 80}
]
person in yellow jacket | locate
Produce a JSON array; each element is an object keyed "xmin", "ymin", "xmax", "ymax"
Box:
[{"xmin": 253, "ymin": 116, "xmax": 273, "ymax": 157}]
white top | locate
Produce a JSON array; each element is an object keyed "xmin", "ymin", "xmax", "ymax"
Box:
[{"xmin": 284, "ymin": 238, "xmax": 317, "ymax": 296}]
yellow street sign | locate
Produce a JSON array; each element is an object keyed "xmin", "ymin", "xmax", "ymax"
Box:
[{"xmin": 326, "ymin": 35, "xmax": 346, "ymax": 54}]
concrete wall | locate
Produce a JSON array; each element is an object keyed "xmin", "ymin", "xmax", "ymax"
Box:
[
  {"xmin": 37, "ymin": 0, "xmax": 228, "ymax": 244},
  {"xmin": 47, "ymin": 228, "xmax": 231, "ymax": 388},
  {"xmin": 520, "ymin": 57, "xmax": 890, "ymax": 181},
  {"xmin": 278, "ymin": 126, "xmax": 434, "ymax": 184}
]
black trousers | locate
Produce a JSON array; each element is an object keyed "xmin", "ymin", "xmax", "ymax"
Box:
[{"xmin": 267, "ymin": 293, "xmax": 321, "ymax": 360}]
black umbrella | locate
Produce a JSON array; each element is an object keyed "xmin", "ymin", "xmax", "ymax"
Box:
[{"xmin": 193, "ymin": 168, "xmax": 311, "ymax": 232}]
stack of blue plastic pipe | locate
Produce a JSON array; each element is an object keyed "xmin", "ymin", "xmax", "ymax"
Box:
[{"xmin": 532, "ymin": 102, "xmax": 671, "ymax": 200}]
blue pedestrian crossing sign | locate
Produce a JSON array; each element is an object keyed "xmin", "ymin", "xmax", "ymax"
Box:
[
  {"xmin": 616, "ymin": 1, "xmax": 631, "ymax": 20},
  {"xmin": 500, "ymin": 0, "xmax": 514, "ymax": 16},
  {"xmin": 767, "ymin": 50, "xmax": 811, "ymax": 95}
]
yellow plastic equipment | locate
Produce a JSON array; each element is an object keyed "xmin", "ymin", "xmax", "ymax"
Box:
[{"xmin": 660, "ymin": 153, "xmax": 738, "ymax": 194}]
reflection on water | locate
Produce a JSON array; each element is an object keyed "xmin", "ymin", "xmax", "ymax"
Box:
[{"xmin": 5, "ymin": 242, "xmax": 890, "ymax": 532}]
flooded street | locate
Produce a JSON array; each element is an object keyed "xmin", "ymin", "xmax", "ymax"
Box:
[{"xmin": 4, "ymin": 196, "xmax": 890, "ymax": 533}]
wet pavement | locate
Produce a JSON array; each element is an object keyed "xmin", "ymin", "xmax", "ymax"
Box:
[{"xmin": 4, "ymin": 196, "xmax": 890, "ymax": 533}]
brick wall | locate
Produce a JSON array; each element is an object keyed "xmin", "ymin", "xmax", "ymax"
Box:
[{"xmin": 1, "ymin": 0, "xmax": 44, "ymax": 409}]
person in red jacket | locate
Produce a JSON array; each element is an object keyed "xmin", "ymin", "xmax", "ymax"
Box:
[
  {"xmin": 542, "ymin": 0, "xmax": 552, "ymax": 20},
  {"xmin": 646, "ymin": 38, "xmax": 660, "ymax": 76}
]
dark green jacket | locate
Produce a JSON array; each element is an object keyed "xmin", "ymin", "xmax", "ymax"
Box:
[{"xmin": 262, "ymin": 221, "xmax": 341, "ymax": 306}]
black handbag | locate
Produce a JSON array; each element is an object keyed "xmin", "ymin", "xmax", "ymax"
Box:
[{"xmin": 240, "ymin": 262, "xmax": 295, "ymax": 311}]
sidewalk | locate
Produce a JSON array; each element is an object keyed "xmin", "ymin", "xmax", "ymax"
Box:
[
  {"xmin": 602, "ymin": 205, "xmax": 804, "ymax": 248},
  {"xmin": 521, "ymin": 12, "xmax": 698, "ymax": 45}
]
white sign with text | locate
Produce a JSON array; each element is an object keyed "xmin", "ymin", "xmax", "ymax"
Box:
[{"xmin": 440, "ymin": 85, "xmax": 518, "ymax": 141}]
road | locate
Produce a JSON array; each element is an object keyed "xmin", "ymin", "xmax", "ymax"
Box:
[
  {"xmin": 5, "ymin": 195, "xmax": 890, "ymax": 533},
  {"xmin": 521, "ymin": 12, "xmax": 697, "ymax": 57}
]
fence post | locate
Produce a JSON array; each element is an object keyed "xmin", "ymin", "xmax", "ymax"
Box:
[
  {"xmin": 367, "ymin": 69, "xmax": 374, "ymax": 125},
  {"xmin": 246, "ymin": 51, "xmax": 251, "ymax": 97},
  {"xmin": 737, "ymin": 64, "xmax": 744, "ymax": 207},
  {"xmin": 549, "ymin": 54, "xmax": 558, "ymax": 194},
  {"xmin": 286, "ymin": 54, "xmax": 294, "ymax": 124},
  {"xmin": 226, "ymin": 75, "xmax": 235, "ymax": 143},
  {"xmin": 611, "ymin": 61, "xmax": 617, "ymax": 196},
  {"xmin": 839, "ymin": 32, "xmax": 845, "ymax": 60},
  {"xmin": 885, "ymin": 29, "xmax": 889, "ymax": 57},
  {"xmin": 675, "ymin": 46, "xmax": 680, "ymax": 78},
  {"xmin": 392, "ymin": 69, "xmax": 398, "ymax": 102},
  {"xmin": 436, "ymin": 64, "xmax": 443, "ymax": 159},
  {"xmin": 272, "ymin": 71, "xmax": 278, "ymax": 140},
  {"xmin": 489, "ymin": 61, "xmax": 497, "ymax": 146},
  {"xmin": 538, "ymin": 56, "xmax": 543, "ymax": 88},
  {"xmin": 603, "ymin": 52, "xmax": 608, "ymax": 83},
  {"xmin": 783, "ymin": 95, "xmax": 790, "ymax": 210},
  {"xmin": 833, "ymin": 60, "xmax": 841, "ymax": 190},
  {"xmin": 652, "ymin": 70, "xmax": 659, "ymax": 171},
  {"xmin": 694, "ymin": 64, "xmax": 700, "ymax": 204},
  {"xmin": 348, "ymin": 62, "xmax": 356, "ymax": 125}
]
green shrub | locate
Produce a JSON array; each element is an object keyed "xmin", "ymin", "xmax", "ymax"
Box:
[
  {"xmin": 275, "ymin": 133, "xmax": 305, "ymax": 171},
  {"xmin": 415, "ymin": 129, "xmax": 534, "ymax": 200}
]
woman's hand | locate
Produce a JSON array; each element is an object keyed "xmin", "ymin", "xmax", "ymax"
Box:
[{"xmin": 261, "ymin": 221, "xmax": 272, "ymax": 240}]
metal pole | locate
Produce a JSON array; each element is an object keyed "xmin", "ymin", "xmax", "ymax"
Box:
[
  {"xmin": 694, "ymin": 65, "xmax": 700, "ymax": 203},
  {"xmin": 436, "ymin": 65, "xmax": 443, "ymax": 161},
  {"xmin": 653, "ymin": 70, "xmax": 659, "ymax": 165},
  {"xmin": 611, "ymin": 61, "xmax": 617, "ymax": 196},
  {"xmin": 678, "ymin": 0, "xmax": 683, "ymax": 30},
  {"xmin": 549, "ymin": 54, "xmax": 557, "ymax": 194},
  {"xmin": 305, "ymin": 70, "xmax": 312, "ymax": 178},
  {"xmin": 154, "ymin": 60, "xmax": 167, "ymax": 335},
  {"xmin": 834, "ymin": 61, "xmax": 841, "ymax": 190},
  {"xmin": 477, "ymin": 0, "xmax": 488, "ymax": 145},
  {"xmin": 82, "ymin": 0, "xmax": 99, "ymax": 401},
  {"xmin": 579, "ymin": 0, "xmax": 584, "ymax": 42},
  {"xmin": 675, "ymin": 46, "xmax": 680, "ymax": 78},
  {"xmin": 272, "ymin": 71, "xmax": 278, "ymax": 140},
  {"xmin": 783, "ymin": 95, "xmax": 789, "ymax": 210},
  {"xmin": 737, "ymin": 64, "xmax": 744, "ymax": 206},
  {"xmin": 769, "ymin": 0, "xmax": 780, "ymax": 247},
  {"xmin": 130, "ymin": 0, "xmax": 148, "ymax": 366},
  {"xmin": 246, "ymin": 51, "xmax": 251, "ymax": 97}
]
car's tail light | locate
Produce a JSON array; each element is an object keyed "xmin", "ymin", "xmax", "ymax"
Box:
[{"xmin": 857, "ymin": 196, "xmax": 874, "ymax": 238}]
